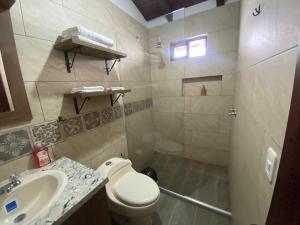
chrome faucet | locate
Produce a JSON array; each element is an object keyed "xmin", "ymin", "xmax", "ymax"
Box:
[{"xmin": 0, "ymin": 174, "xmax": 21, "ymax": 195}]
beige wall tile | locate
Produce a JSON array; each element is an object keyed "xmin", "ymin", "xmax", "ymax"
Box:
[
  {"xmin": 62, "ymin": 0, "xmax": 113, "ymax": 28},
  {"xmin": 24, "ymin": 82, "xmax": 45, "ymax": 124},
  {"xmin": 184, "ymin": 52, "xmax": 237, "ymax": 78},
  {"xmin": 153, "ymin": 97, "xmax": 185, "ymax": 113},
  {"xmin": 251, "ymin": 48, "xmax": 297, "ymax": 147},
  {"xmin": 185, "ymin": 145, "xmax": 222, "ymax": 166},
  {"xmin": 183, "ymin": 81, "xmax": 221, "ymax": 96},
  {"xmin": 0, "ymin": 154, "xmax": 34, "ymax": 182},
  {"xmin": 185, "ymin": 114, "xmax": 231, "ymax": 134},
  {"xmin": 276, "ymin": 0, "xmax": 300, "ymax": 53},
  {"xmin": 15, "ymin": 35, "xmax": 75, "ymax": 82},
  {"xmin": 185, "ymin": 96, "xmax": 233, "ymax": 115},
  {"xmin": 154, "ymin": 112, "xmax": 183, "ymax": 130},
  {"xmin": 74, "ymin": 55, "xmax": 120, "ymax": 82},
  {"xmin": 207, "ymin": 27, "xmax": 239, "ymax": 55},
  {"xmin": 152, "ymin": 80, "xmax": 182, "ymax": 97},
  {"xmin": 191, "ymin": 131, "xmax": 229, "ymax": 151},
  {"xmin": 10, "ymin": 0, "xmax": 25, "ymax": 35},
  {"xmin": 230, "ymin": 1, "xmax": 299, "ymax": 221}
]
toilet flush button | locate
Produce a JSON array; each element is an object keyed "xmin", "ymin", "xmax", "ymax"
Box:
[
  {"xmin": 265, "ymin": 147, "xmax": 277, "ymax": 183},
  {"xmin": 105, "ymin": 161, "xmax": 112, "ymax": 166}
]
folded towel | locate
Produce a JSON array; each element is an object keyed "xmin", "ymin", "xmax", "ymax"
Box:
[
  {"xmin": 71, "ymin": 86, "xmax": 105, "ymax": 93},
  {"xmin": 62, "ymin": 26, "xmax": 114, "ymax": 47},
  {"xmin": 111, "ymin": 87, "xmax": 125, "ymax": 91}
]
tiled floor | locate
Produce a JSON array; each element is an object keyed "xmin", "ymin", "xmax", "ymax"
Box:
[{"xmin": 147, "ymin": 152, "xmax": 231, "ymax": 225}]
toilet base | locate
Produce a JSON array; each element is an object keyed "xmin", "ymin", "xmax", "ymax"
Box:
[{"xmin": 112, "ymin": 211, "xmax": 153, "ymax": 225}]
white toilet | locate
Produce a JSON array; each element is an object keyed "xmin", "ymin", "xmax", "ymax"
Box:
[{"xmin": 97, "ymin": 158, "xmax": 160, "ymax": 225}]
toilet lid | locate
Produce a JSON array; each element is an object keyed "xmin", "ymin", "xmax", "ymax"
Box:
[{"xmin": 113, "ymin": 172, "xmax": 159, "ymax": 206}]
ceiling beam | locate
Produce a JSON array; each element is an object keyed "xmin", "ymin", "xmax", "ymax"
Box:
[
  {"xmin": 156, "ymin": 0, "xmax": 172, "ymax": 15},
  {"xmin": 216, "ymin": 0, "xmax": 225, "ymax": 7},
  {"xmin": 0, "ymin": 0, "xmax": 16, "ymax": 12}
]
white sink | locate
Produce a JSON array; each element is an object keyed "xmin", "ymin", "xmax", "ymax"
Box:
[{"xmin": 0, "ymin": 170, "xmax": 68, "ymax": 225}]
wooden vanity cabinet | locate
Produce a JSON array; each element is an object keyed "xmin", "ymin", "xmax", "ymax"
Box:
[{"xmin": 62, "ymin": 188, "xmax": 112, "ymax": 225}]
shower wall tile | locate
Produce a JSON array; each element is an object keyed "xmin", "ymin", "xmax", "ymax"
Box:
[
  {"xmin": 150, "ymin": 60, "xmax": 185, "ymax": 81},
  {"xmin": 152, "ymin": 80, "xmax": 182, "ymax": 97},
  {"xmin": 184, "ymin": 114, "xmax": 231, "ymax": 134},
  {"xmin": 153, "ymin": 97, "xmax": 185, "ymax": 113},
  {"xmin": 154, "ymin": 112, "xmax": 184, "ymax": 130},
  {"xmin": 191, "ymin": 131, "xmax": 230, "ymax": 151},
  {"xmin": 184, "ymin": 52, "xmax": 238, "ymax": 78},
  {"xmin": 150, "ymin": 2, "xmax": 240, "ymax": 167},
  {"xmin": 221, "ymin": 74, "xmax": 235, "ymax": 96},
  {"xmin": 185, "ymin": 96, "xmax": 233, "ymax": 115}
]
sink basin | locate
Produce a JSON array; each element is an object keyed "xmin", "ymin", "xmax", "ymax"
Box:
[{"xmin": 0, "ymin": 170, "xmax": 68, "ymax": 225}]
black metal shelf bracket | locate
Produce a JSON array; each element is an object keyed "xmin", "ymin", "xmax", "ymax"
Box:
[
  {"xmin": 73, "ymin": 96, "xmax": 91, "ymax": 114},
  {"xmin": 64, "ymin": 47, "xmax": 81, "ymax": 73},
  {"xmin": 105, "ymin": 57, "xmax": 121, "ymax": 75},
  {"xmin": 110, "ymin": 93, "xmax": 124, "ymax": 107}
]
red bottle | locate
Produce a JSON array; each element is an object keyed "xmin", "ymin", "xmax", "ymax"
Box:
[{"xmin": 32, "ymin": 145, "xmax": 51, "ymax": 168}]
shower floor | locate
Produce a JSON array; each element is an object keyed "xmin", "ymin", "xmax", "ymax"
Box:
[{"xmin": 147, "ymin": 152, "xmax": 231, "ymax": 225}]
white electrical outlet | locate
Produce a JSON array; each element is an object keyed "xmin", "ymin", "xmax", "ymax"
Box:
[{"xmin": 265, "ymin": 147, "xmax": 277, "ymax": 183}]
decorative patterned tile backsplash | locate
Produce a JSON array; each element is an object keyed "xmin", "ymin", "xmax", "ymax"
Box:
[
  {"xmin": 31, "ymin": 121, "xmax": 62, "ymax": 146},
  {"xmin": 0, "ymin": 98, "xmax": 152, "ymax": 163},
  {"xmin": 0, "ymin": 129, "xmax": 32, "ymax": 161},
  {"xmin": 100, "ymin": 107, "xmax": 114, "ymax": 125},
  {"xmin": 62, "ymin": 116, "xmax": 84, "ymax": 138},
  {"xmin": 83, "ymin": 112, "xmax": 101, "ymax": 130}
]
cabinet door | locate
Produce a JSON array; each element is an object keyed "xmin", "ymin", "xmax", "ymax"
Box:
[{"xmin": 62, "ymin": 188, "xmax": 112, "ymax": 225}]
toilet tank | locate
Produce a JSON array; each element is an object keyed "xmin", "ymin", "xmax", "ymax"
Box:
[{"xmin": 97, "ymin": 158, "xmax": 132, "ymax": 179}]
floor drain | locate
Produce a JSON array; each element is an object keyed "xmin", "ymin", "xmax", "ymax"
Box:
[{"xmin": 14, "ymin": 214, "xmax": 26, "ymax": 223}]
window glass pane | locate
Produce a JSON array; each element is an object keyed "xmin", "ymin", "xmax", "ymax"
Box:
[
  {"xmin": 189, "ymin": 38, "xmax": 206, "ymax": 57},
  {"xmin": 174, "ymin": 45, "xmax": 187, "ymax": 58}
]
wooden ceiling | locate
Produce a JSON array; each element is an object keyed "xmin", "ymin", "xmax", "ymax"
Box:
[{"xmin": 132, "ymin": 0, "xmax": 225, "ymax": 21}]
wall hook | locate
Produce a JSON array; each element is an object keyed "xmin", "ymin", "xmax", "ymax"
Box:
[{"xmin": 252, "ymin": 4, "xmax": 261, "ymax": 16}]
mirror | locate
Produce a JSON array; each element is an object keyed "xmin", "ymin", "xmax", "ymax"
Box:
[
  {"xmin": 0, "ymin": 50, "xmax": 14, "ymax": 112},
  {"xmin": 0, "ymin": 10, "xmax": 32, "ymax": 126}
]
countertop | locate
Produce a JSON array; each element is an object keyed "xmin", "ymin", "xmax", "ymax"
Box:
[{"xmin": 19, "ymin": 157, "xmax": 108, "ymax": 225}]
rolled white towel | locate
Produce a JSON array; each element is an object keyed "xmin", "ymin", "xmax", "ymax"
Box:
[
  {"xmin": 111, "ymin": 87, "xmax": 125, "ymax": 91},
  {"xmin": 71, "ymin": 86, "xmax": 105, "ymax": 93},
  {"xmin": 62, "ymin": 26, "xmax": 114, "ymax": 47}
]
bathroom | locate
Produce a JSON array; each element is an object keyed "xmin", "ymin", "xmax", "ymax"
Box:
[{"xmin": 0, "ymin": 0, "xmax": 300, "ymax": 224}]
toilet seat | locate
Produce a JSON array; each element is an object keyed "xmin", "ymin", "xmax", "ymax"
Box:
[{"xmin": 113, "ymin": 172, "xmax": 159, "ymax": 207}]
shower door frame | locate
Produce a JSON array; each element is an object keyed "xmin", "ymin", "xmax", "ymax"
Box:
[{"xmin": 266, "ymin": 40, "xmax": 300, "ymax": 224}]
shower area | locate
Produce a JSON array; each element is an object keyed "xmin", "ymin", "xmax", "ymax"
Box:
[{"xmin": 124, "ymin": 2, "xmax": 240, "ymax": 225}]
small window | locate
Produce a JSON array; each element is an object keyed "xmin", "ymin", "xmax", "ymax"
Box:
[{"xmin": 170, "ymin": 36, "xmax": 207, "ymax": 61}]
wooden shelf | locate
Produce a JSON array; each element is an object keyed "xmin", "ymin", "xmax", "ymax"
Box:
[
  {"xmin": 65, "ymin": 89, "xmax": 131, "ymax": 98},
  {"xmin": 64, "ymin": 89, "xmax": 131, "ymax": 114},
  {"xmin": 54, "ymin": 36, "xmax": 127, "ymax": 74},
  {"xmin": 55, "ymin": 36, "xmax": 127, "ymax": 59}
]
